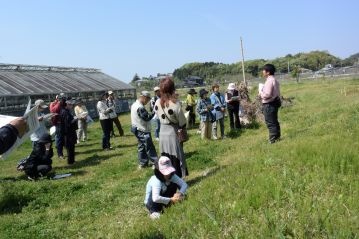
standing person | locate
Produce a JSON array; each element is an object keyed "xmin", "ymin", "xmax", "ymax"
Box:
[
  {"xmin": 185, "ymin": 89, "xmax": 197, "ymax": 128},
  {"xmin": 197, "ymin": 89, "xmax": 213, "ymax": 140},
  {"xmin": 150, "ymin": 86, "xmax": 161, "ymax": 141},
  {"xmin": 60, "ymin": 98, "xmax": 78, "ymax": 164},
  {"xmin": 144, "ymin": 156, "xmax": 188, "ymax": 219},
  {"xmin": 210, "ymin": 84, "xmax": 227, "ymax": 140},
  {"xmin": 107, "ymin": 91, "xmax": 124, "ymax": 137},
  {"xmin": 30, "ymin": 99, "xmax": 49, "ymax": 148},
  {"xmin": 97, "ymin": 92, "xmax": 113, "ymax": 150},
  {"xmin": 23, "ymin": 133, "xmax": 53, "ymax": 180},
  {"xmin": 155, "ymin": 78, "xmax": 188, "ymax": 178},
  {"xmin": 74, "ymin": 99, "xmax": 88, "ymax": 143},
  {"xmin": 131, "ymin": 91, "xmax": 158, "ymax": 169},
  {"xmin": 225, "ymin": 83, "xmax": 241, "ymax": 130},
  {"xmin": 0, "ymin": 118, "xmax": 27, "ymax": 154},
  {"xmin": 260, "ymin": 64, "xmax": 281, "ymax": 144},
  {"xmin": 50, "ymin": 93, "xmax": 66, "ymax": 159}
]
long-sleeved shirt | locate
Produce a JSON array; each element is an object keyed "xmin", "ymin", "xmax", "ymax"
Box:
[
  {"xmin": 60, "ymin": 108, "xmax": 78, "ymax": 146},
  {"xmin": 131, "ymin": 100, "xmax": 154, "ymax": 132},
  {"xmin": 150, "ymin": 96, "xmax": 160, "ymax": 112},
  {"xmin": 155, "ymin": 100, "xmax": 187, "ymax": 128},
  {"xmin": 97, "ymin": 100, "xmax": 111, "ymax": 120},
  {"xmin": 260, "ymin": 75, "xmax": 280, "ymax": 103},
  {"xmin": 197, "ymin": 98, "xmax": 212, "ymax": 122},
  {"xmin": 106, "ymin": 99, "xmax": 118, "ymax": 119},
  {"xmin": 74, "ymin": 105, "xmax": 88, "ymax": 119},
  {"xmin": 0, "ymin": 124, "xmax": 18, "ymax": 154},
  {"xmin": 30, "ymin": 112, "xmax": 47, "ymax": 142},
  {"xmin": 144, "ymin": 174, "xmax": 188, "ymax": 205},
  {"xmin": 185, "ymin": 94, "xmax": 196, "ymax": 107},
  {"xmin": 210, "ymin": 92, "xmax": 227, "ymax": 120},
  {"xmin": 50, "ymin": 100, "xmax": 64, "ymax": 125}
]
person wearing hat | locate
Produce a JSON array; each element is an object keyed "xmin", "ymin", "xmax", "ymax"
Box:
[
  {"xmin": 30, "ymin": 99, "xmax": 49, "ymax": 149},
  {"xmin": 50, "ymin": 93, "xmax": 66, "ymax": 159},
  {"xmin": 74, "ymin": 99, "xmax": 89, "ymax": 143},
  {"xmin": 150, "ymin": 86, "xmax": 161, "ymax": 141},
  {"xmin": 24, "ymin": 133, "xmax": 54, "ymax": 180},
  {"xmin": 196, "ymin": 89, "xmax": 214, "ymax": 140},
  {"xmin": 144, "ymin": 156, "xmax": 188, "ymax": 219},
  {"xmin": 107, "ymin": 91, "xmax": 124, "ymax": 137},
  {"xmin": 185, "ymin": 88, "xmax": 197, "ymax": 128},
  {"xmin": 97, "ymin": 92, "xmax": 113, "ymax": 150},
  {"xmin": 210, "ymin": 84, "xmax": 227, "ymax": 140},
  {"xmin": 60, "ymin": 98, "xmax": 78, "ymax": 164},
  {"xmin": 131, "ymin": 91, "xmax": 158, "ymax": 168},
  {"xmin": 225, "ymin": 83, "xmax": 241, "ymax": 130}
]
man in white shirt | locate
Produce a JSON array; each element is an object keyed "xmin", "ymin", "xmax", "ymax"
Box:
[{"xmin": 131, "ymin": 91, "xmax": 158, "ymax": 168}]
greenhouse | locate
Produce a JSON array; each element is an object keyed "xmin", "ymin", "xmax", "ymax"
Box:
[{"xmin": 0, "ymin": 64, "xmax": 136, "ymax": 117}]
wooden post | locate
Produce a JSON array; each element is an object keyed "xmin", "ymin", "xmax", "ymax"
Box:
[{"xmin": 240, "ymin": 37, "xmax": 246, "ymax": 85}]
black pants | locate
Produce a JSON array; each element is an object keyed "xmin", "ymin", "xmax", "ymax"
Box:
[
  {"xmin": 263, "ymin": 103, "xmax": 281, "ymax": 142},
  {"xmin": 66, "ymin": 143, "xmax": 75, "ymax": 164},
  {"xmin": 146, "ymin": 183, "xmax": 178, "ymax": 213},
  {"xmin": 26, "ymin": 165, "xmax": 52, "ymax": 178},
  {"xmin": 111, "ymin": 117, "xmax": 124, "ymax": 136},
  {"xmin": 100, "ymin": 119, "xmax": 111, "ymax": 149},
  {"xmin": 228, "ymin": 107, "xmax": 241, "ymax": 129}
]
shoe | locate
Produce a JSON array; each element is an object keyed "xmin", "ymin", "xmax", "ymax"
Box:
[
  {"xmin": 138, "ymin": 165, "xmax": 146, "ymax": 170},
  {"xmin": 149, "ymin": 212, "xmax": 160, "ymax": 220},
  {"xmin": 27, "ymin": 176, "xmax": 36, "ymax": 181},
  {"xmin": 212, "ymin": 136, "xmax": 218, "ymax": 140},
  {"xmin": 155, "ymin": 137, "xmax": 160, "ymax": 141},
  {"xmin": 77, "ymin": 140, "xmax": 80, "ymax": 144},
  {"xmin": 59, "ymin": 156, "xmax": 64, "ymax": 160},
  {"xmin": 221, "ymin": 136, "xmax": 227, "ymax": 140}
]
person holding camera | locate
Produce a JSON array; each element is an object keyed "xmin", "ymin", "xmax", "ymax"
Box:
[
  {"xmin": 97, "ymin": 92, "xmax": 113, "ymax": 150},
  {"xmin": 197, "ymin": 89, "xmax": 214, "ymax": 140}
]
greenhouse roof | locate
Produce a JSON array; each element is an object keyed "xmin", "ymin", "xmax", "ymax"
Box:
[{"xmin": 0, "ymin": 64, "xmax": 134, "ymax": 96}]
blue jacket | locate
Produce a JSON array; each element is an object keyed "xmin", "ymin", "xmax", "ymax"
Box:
[
  {"xmin": 210, "ymin": 93, "xmax": 227, "ymax": 120},
  {"xmin": 196, "ymin": 98, "xmax": 212, "ymax": 122}
]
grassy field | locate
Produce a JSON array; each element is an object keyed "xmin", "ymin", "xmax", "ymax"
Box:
[{"xmin": 1, "ymin": 78, "xmax": 358, "ymax": 238}]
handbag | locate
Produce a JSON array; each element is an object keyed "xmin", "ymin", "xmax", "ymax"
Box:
[{"xmin": 160, "ymin": 104, "xmax": 189, "ymax": 143}]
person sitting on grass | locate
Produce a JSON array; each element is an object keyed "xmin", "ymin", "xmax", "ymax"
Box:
[
  {"xmin": 144, "ymin": 156, "xmax": 188, "ymax": 219},
  {"xmin": 197, "ymin": 89, "xmax": 214, "ymax": 140},
  {"xmin": 24, "ymin": 133, "xmax": 54, "ymax": 180}
]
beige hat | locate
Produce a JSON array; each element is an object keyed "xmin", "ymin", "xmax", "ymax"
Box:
[
  {"xmin": 34, "ymin": 99, "xmax": 48, "ymax": 109},
  {"xmin": 140, "ymin": 91, "xmax": 151, "ymax": 98},
  {"xmin": 108, "ymin": 90, "xmax": 114, "ymax": 95},
  {"xmin": 227, "ymin": 83, "xmax": 236, "ymax": 90},
  {"xmin": 153, "ymin": 86, "xmax": 160, "ymax": 92}
]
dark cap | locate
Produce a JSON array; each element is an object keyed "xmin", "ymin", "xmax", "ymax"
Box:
[
  {"xmin": 188, "ymin": 88, "xmax": 197, "ymax": 95},
  {"xmin": 199, "ymin": 89, "xmax": 209, "ymax": 97}
]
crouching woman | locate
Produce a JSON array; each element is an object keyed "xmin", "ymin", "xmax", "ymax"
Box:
[
  {"xmin": 25, "ymin": 133, "xmax": 53, "ymax": 180},
  {"xmin": 144, "ymin": 156, "xmax": 188, "ymax": 219}
]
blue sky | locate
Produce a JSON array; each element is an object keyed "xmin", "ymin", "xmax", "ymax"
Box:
[{"xmin": 0, "ymin": 0, "xmax": 358, "ymax": 82}]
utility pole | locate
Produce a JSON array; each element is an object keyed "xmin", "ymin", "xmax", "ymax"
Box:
[
  {"xmin": 240, "ymin": 37, "xmax": 246, "ymax": 85},
  {"xmin": 288, "ymin": 61, "xmax": 290, "ymax": 73}
]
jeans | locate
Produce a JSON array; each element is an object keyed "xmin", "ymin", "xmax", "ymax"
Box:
[
  {"xmin": 132, "ymin": 128, "xmax": 158, "ymax": 166},
  {"xmin": 55, "ymin": 125, "xmax": 64, "ymax": 157},
  {"xmin": 100, "ymin": 119, "xmax": 111, "ymax": 149},
  {"xmin": 154, "ymin": 119, "xmax": 160, "ymax": 138},
  {"xmin": 212, "ymin": 117, "xmax": 225, "ymax": 138},
  {"xmin": 228, "ymin": 107, "xmax": 241, "ymax": 129},
  {"xmin": 145, "ymin": 183, "xmax": 178, "ymax": 213},
  {"xmin": 263, "ymin": 103, "xmax": 281, "ymax": 142}
]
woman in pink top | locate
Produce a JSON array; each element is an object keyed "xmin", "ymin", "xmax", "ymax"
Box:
[{"xmin": 260, "ymin": 64, "xmax": 281, "ymax": 143}]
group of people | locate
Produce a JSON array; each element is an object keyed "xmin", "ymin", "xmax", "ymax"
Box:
[{"xmin": 0, "ymin": 63, "xmax": 281, "ymax": 218}]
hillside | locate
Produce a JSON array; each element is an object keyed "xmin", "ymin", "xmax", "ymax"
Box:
[{"xmin": 0, "ymin": 78, "xmax": 358, "ymax": 238}]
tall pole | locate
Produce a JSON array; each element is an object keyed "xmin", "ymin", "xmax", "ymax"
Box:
[{"xmin": 240, "ymin": 37, "xmax": 246, "ymax": 85}]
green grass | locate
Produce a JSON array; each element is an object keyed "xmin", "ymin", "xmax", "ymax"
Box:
[{"xmin": 1, "ymin": 78, "xmax": 358, "ymax": 238}]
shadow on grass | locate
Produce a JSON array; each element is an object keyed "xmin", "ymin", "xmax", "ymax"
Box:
[
  {"xmin": 186, "ymin": 166, "xmax": 222, "ymax": 187},
  {"xmin": 0, "ymin": 188, "xmax": 34, "ymax": 215},
  {"xmin": 138, "ymin": 232, "xmax": 166, "ymax": 239},
  {"xmin": 54, "ymin": 153, "xmax": 113, "ymax": 170}
]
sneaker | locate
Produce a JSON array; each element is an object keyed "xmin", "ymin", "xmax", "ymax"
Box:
[
  {"xmin": 221, "ymin": 136, "xmax": 227, "ymax": 140},
  {"xmin": 27, "ymin": 176, "xmax": 36, "ymax": 181},
  {"xmin": 59, "ymin": 156, "xmax": 64, "ymax": 160},
  {"xmin": 149, "ymin": 212, "xmax": 160, "ymax": 220},
  {"xmin": 155, "ymin": 137, "xmax": 160, "ymax": 141},
  {"xmin": 77, "ymin": 140, "xmax": 80, "ymax": 144},
  {"xmin": 212, "ymin": 136, "xmax": 218, "ymax": 140},
  {"xmin": 138, "ymin": 165, "xmax": 146, "ymax": 170}
]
